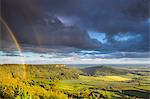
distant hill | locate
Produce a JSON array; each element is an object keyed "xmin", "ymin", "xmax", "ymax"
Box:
[
  {"xmin": 81, "ymin": 66, "xmax": 129, "ymax": 76},
  {"xmin": 0, "ymin": 64, "xmax": 82, "ymax": 80}
]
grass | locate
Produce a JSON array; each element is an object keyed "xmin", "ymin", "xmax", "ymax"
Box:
[
  {"xmin": 0, "ymin": 64, "xmax": 150, "ymax": 98},
  {"xmin": 79, "ymin": 75, "xmax": 131, "ymax": 82},
  {"xmin": 58, "ymin": 72, "xmax": 150, "ymax": 98},
  {"xmin": 0, "ymin": 64, "xmax": 77, "ymax": 98}
]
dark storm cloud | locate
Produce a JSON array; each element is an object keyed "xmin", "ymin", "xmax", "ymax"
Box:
[
  {"xmin": 1, "ymin": 0, "xmax": 149, "ymax": 52},
  {"xmin": 38, "ymin": 0, "xmax": 149, "ymax": 51},
  {"xmin": 1, "ymin": 0, "xmax": 101, "ymax": 50},
  {"xmin": 37, "ymin": 0, "xmax": 149, "ymax": 34}
]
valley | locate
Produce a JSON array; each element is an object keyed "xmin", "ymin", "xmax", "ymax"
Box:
[{"xmin": 0, "ymin": 64, "xmax": 149, "ymax": 99}]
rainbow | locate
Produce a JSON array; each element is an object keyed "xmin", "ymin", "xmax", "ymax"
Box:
[{"xmin": 0, "ymin": 16, "xmax": 26, "ymax": 79}]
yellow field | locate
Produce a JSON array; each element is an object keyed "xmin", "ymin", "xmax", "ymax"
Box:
[{"xmin": 79, "ymin": 75, "xmax": 131, "ymax": 82}]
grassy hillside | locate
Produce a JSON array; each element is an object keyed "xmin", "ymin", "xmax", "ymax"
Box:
[
  {"xmin": 0, "ymin": 64, "xmax": 82, "ymax": 98},
  {"xmin": 82, "ymin": 66, "xmax": 129, "ymax": 76},
  {"xmin": 0, "ymin": 64, "xmax": 149, "ymax": 98},
  {"xmin": 0, "ymin": 64, "xmax": 82, "ymax": 80}
]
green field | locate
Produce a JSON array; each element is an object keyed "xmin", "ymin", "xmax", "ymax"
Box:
[{"xmin": 0, "ymin": 64, "xmax": 150, "ymax": 99}]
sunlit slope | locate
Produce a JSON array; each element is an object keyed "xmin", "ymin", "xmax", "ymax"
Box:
[
  {"xmin": 0, "ymin": 64, "xmax": 82, "ymax": 80},
  {"xmin": 0, "ymin": 64, "xmax": 82, "ymax": 98}
]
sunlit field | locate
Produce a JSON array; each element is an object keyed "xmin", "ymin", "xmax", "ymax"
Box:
[
  {"xmin": 0, "ymin": 64, "xmax": 149, "ymax": 99},
  {"xmin": 79, "ymin": 75, "xmax": 131, "ymax": 82}
]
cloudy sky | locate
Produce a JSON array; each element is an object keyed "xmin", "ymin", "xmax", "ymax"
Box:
[{"xmin": 0, "ymin": 0, "xmax": 150, "ymax": 64}]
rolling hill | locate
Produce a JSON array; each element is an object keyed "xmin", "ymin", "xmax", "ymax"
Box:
[{"xmin": 81, "ymin": 66, "xmax": 129, "ymax": 76}]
